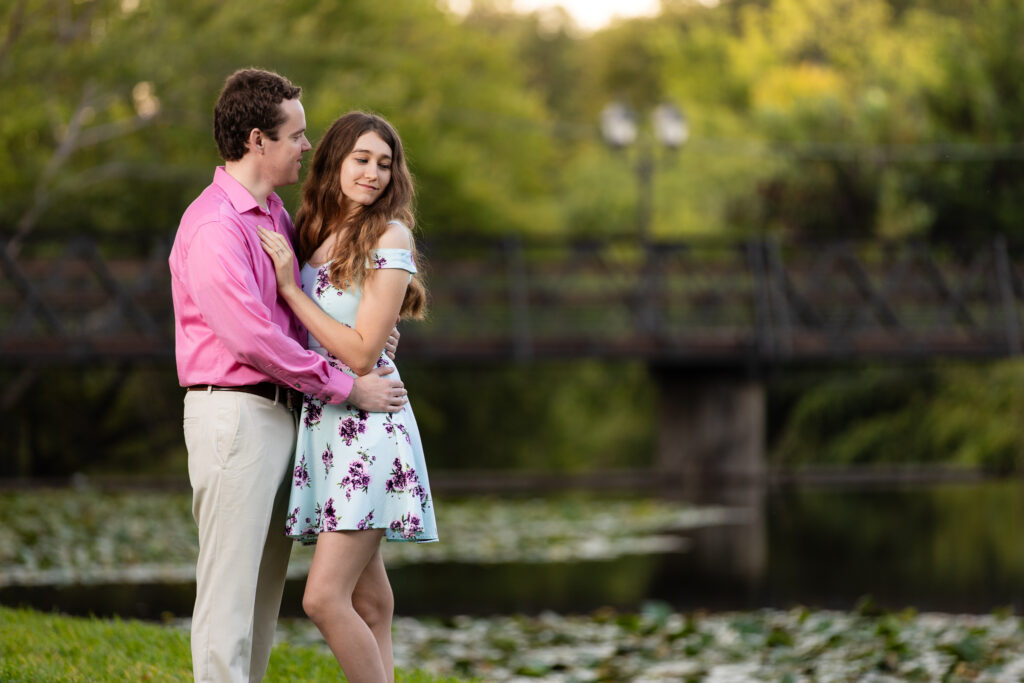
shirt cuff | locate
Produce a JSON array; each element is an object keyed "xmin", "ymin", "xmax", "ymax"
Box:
[{"xmin": 321, "ymin": 370, "xmax": 355, "ymax": 405}]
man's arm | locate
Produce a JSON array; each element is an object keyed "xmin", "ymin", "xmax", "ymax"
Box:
[{"xmin": 184, "ymin": 224, "xmax": 405, "ymax": 411}]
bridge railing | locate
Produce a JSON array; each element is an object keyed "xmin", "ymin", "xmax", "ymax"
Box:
[
  {"xmin": 763, "ymin": 237, "xmax": 1023, "ymax": 360},
  {"xmin": 406, "ymin": 235, "xmax": 1024, "ymax": 363},
  {"xmin": 0, "ymin": 238, "xmax": 174, "ymax": 363},
  {"xmin": 2, "ymin": 235, "xmax": 1023, "ymax": 366}
]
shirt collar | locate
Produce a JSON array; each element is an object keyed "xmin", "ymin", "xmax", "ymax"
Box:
[{"xmin": 213, "ymin": 166, "xmax": 283, "ymax": 215}]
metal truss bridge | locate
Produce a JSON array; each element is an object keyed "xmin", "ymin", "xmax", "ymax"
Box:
[{"xmin": 3, "ymin": 235, "xmax": 1024, "ymax": 369}]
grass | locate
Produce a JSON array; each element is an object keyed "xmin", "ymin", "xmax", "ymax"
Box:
[
  {"xmin": 4, "ymin": 600, "xmax": 1024, "ymax": 681},
  {"xmin": 0, "ymin": 606, "xmax": 467, "ymax": 682}
]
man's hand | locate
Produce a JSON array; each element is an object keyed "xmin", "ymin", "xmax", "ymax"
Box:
[
  {"xmin": 384, "ymin": 322, "xmax": 400, "ymax": 360},
  {"xmin": 347, "ymin": 366, "xmax": 407, "ymax": 412}
]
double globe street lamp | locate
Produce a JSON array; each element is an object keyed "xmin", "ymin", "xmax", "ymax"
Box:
[{"xmin": 600, "ymin": 101, "xmax": 689, "ymax": 244}]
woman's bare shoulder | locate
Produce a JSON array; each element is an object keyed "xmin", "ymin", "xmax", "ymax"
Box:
[{"xmin": 376, "ymin": 220, "xmax": 412, "ymax": 249}]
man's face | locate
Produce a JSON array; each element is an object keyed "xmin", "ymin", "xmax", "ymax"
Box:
[{"xmin": 261, "ymin": 98, "xmax": 312, "ymax": 188}]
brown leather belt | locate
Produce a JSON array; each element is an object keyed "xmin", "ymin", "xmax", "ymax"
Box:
[{"xmin": 186, "ymin": 382, "xmax": 301, "ymax": 409}]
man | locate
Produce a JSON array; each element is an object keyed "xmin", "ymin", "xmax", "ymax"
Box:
[{"xmin": 169, "ymin": 68, "xmax": 407, "ymax": 682}]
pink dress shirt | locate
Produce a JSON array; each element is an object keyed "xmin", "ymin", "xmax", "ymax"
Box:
[{"xmin": 169, "ymin": 167, "xmax": 353, "ymax": 404}]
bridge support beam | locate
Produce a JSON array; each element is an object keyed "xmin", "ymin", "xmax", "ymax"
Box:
[
  {"xmin": 653, "ymin": 369, "xmax": 766, "ymax": 501},
  {"xmin": 653, "ymin": 368, "xmax": 767, "ymax": 584}
]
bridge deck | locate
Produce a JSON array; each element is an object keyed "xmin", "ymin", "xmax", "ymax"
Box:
[{"xmin": 2, "ymin": 237, "xmax": 1023, "ymax": 366}]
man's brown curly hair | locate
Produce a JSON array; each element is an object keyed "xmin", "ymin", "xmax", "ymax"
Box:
[{"xmin": 213, "ymin": 68, "xmax": 302, "ymax": 162}]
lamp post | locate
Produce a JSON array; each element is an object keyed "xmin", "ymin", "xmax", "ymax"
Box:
[{"xmin": 600, "ymin": 101, "xmax": 689, "ymax": 244}]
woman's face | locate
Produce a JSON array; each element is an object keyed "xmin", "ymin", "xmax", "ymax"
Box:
[{"xmin": 339, "ymin": 131, "xmax": 392, "ymax": 207}]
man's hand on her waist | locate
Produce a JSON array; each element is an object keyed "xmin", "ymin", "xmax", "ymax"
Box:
[
  {"xmin": 384, "ymin": 323, "xmax": 400, "ymax": 361},
  {"xmin": 347, "ymin": 366, "xmax": 407, "ymax": 412}
]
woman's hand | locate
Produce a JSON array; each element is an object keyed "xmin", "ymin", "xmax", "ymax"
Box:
[{"xmin": 257, "ymin": 227, "xmax": 300, "ymax": 294}]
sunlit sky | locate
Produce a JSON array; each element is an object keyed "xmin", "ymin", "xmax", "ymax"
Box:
[
  {"xmin": 447, "ymin": 0, "xmax": 671, "ymax": 32},
  {"xmin": 508, "ymin": 0, "xmax": 661, "ymax": 31}
]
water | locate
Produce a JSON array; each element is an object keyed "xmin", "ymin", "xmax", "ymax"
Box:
[
  {"xmin": 3, "ymin": 479, "xmax": 1023, "ymax": 619},
  {"xmin": 388, "ymin": 479, "xmax": 1024, "ymax": 617},
  {"xmin": 756, "ymin": 479, "xmax": 1024, "ymax": 614}
]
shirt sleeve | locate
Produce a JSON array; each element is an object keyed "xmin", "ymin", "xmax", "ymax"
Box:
[{"xmin": 184, "ymin": 220, "xmax": 354, "ymax": 403}]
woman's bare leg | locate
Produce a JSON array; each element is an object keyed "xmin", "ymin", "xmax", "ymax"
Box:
[
  {"xmin": 352, "ymin": 549, "xmax": 394, "ymax": 683},
  {"xmin": 303, "ymin": 529, "xmax": 389, "ymax": 682}
]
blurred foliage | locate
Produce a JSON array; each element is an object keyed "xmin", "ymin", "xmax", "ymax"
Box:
[
  {"xmin": 399, "ymin": 360, "xmax": 655, "ymax": 472},
  {"xmin": 770, "ymin": 360, "xmax": 1024, "ymax": 473},
  {"xmin": 5, "ymin": 0, "xmax": 1024, "ymax": 247},
  {"xmin": 0, "ymin": 361, "xmax": 655, "ymax": 477},
  {"xmin": 1, "ymin": 0, "xmax": 561, "ymax": 250},
  {"xmin": 0, "ymin": 366, "xmax": 185, "ymax": 478},
  {"xmin": 5, "ymin": 0, "xmax": 1024, "ymax": 474}
]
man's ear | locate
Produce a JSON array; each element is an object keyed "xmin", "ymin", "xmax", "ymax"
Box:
[{"xmin": 247, "ymin": 128, "xmax": 264, "ymax": 155}]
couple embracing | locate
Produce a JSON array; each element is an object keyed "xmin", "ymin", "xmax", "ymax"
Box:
[{"xmin": 169, "ymin": 68, "xmax": 437, "ymax": 682}]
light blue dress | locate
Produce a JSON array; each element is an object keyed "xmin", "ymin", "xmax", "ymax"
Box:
[{"xmin": 284, "ymin": 228, "xmax": 437, "ymax": 545}]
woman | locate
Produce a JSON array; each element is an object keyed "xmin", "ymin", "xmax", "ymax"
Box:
[{"xmin": 258, "ymin": 111, "xmax": 436, "ymax": 682}]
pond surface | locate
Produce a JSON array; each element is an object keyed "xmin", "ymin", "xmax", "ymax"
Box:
[
  {"xmin": 754, "ymin": 478, "xmax": 1024, "ymax": 614},
  {"xmin": 384, "ymin": 478, "xmax": 1024, "ymax": 617},
  {"xmin": 2, "ymin": 479, "xmax": 1022, "ymax": 618}
]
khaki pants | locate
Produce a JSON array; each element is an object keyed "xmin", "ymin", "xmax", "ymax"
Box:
[{"xmin": 183, "ymin": 389, "xmax": 296, "ymax": 682}]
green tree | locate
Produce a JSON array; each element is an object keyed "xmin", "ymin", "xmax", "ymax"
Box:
[
  {"xmin": 719, "ymin": 0, "xmax": 953, "ymax": 239},
  {"xmin": 912, "ymin": 0, "xmax": 1024, "ymax": 243},
  {"xmin": 0, "ymin": 0, "xmax": 562, "ymax": 251}
]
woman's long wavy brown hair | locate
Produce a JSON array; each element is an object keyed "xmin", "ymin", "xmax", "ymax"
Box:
[{"xmin": 295, "ymin": 112, "xmax": 426, "ymax": 319}]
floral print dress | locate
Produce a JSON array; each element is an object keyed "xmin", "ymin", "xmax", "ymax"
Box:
[{"xmin": 285, "ymin": 229, "xmax": 437, "ymax": 545}]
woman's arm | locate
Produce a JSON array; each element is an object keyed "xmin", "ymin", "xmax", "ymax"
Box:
[{"xmin": 257, "ymin": 225, "xmax": 409, "ymax": 375}]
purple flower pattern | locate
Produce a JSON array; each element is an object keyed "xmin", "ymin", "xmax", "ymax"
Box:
[
  {"xmin": 385, "ymin": 457, "xmax": 428, "ymax": 505},
  {"xmin": 303, "ymin": 395, "xmax": 323, "ymax": 428},
  {"xmin": 383, "ymin": 416, "xmax": 411, "ymax": 445},
  {"xmin": 302, "ymin": 504, "xmax": 323, "ymax": 537},
  {"xmin": 314, "ymin": 266, "xmax": 343, "ymax": 298},
  {"xmin": 285, "ymin": 243, "xmax": 434, "ymax": 545},
  {"xmin": 339, "ymin": 460, "xmax": 372, "ymax": 501},
  {"xmin": 325, "ymin": 350, "xmax": 352, "ymax": 373},
  {"xmin": 293, "ymin": 453, "xmax": 310, "ymax": 489},
  {"xmin": 322, "ymin": 498, "xmax": 338, "ymax": 532},
  {"xmin": 285, "ymin": 507, "xmax": 300, "ymax": 535},
  {"xmin": 321, "ymin": 445, "xmax": 334, "ymax": 477},
  {"xmin": 338, "ymin": 412, "xmax": 368, "ymax": 446},
  {"xmin": 390, "ymin": 513, "xmax": 423, "ymax": 540},
  {"xmin": 357, "ymin": 511, "xmax": 375, "ymax": 530}
]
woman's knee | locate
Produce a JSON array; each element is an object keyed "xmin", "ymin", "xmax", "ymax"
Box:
[
  {"xmin": 302, "ymin": 584, "xmax": 340, "ymax": 625},
  {"xmin": 353, "ymin": 583, "xmax": 393, "ymax": 630}
]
